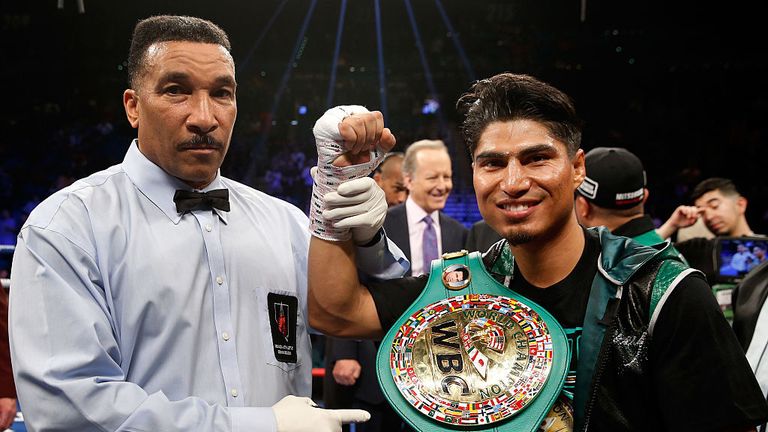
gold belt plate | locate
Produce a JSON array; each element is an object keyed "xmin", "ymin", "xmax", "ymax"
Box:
[{"xmin": 388, "ymin": 294, "xmax": 555, "ymax": 426}]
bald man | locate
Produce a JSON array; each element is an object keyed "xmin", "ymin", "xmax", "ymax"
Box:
[{"xmin": 373, "ymin": 152, "xmax": 406, "ymax": 207}]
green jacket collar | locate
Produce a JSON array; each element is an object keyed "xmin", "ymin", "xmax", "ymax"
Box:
[
  {"xmin": 488, "ymin": 226, "xmax": 679, "ymax": 286},
  {"xmin": 594, "ymin": 226, "xmax": 677, "ymax": 286}
]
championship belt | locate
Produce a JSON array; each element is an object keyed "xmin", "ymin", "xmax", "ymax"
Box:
[{"xmin": 376, "ymin": 250, "xmax": 571, "ymax": 431}]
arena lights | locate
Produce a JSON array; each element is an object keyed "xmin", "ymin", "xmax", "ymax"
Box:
[
  {"xmin": 422, "ymin": 99, "xmax": 440, "ymax": 115},
  {"xmin": 57, "ymin": 0, "xmax": 85, "ymax": 13},
  {"xmin": 325, "ymin": 0, "xmax": 347, "ymax": 108},
  {"xmin": 245, "ymin": 0, "xmax": 318, "ymax": 184},
  {"xmin": 434, "ymin": 0, "xmax": 475, "ymax": 82},
  {"xmin": 374, "ymin": 0, "xmax": 388, "ymax": 119},
  {"xmin": 238, "ymin": 0, "xmax": 288, "ymax": 74},
  {"xmin": 240, "ymin": 0, "xmax": 476, "ymax": 184},
  {"xmin": 404, "ymin": 0, "xmax": 448, "ymax": 136}
]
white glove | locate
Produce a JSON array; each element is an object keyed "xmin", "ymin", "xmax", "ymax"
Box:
[
  {"xmin": 322, "ymin": 176, "xmax": 387, "ymax": 245},
  {"xmin": 310, "ymin": 106, "xmax": 388, "ymax": 241},
  {"xmin": 271, "ymin": 395, "xmax": 370, "ymax": 432}
]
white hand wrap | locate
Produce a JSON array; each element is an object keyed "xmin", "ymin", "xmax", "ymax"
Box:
[{"xmin": 310, "ymin": 105, "xmax": 388, "ymax": 241}]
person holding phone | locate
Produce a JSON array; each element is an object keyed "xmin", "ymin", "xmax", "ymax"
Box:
[{"xmin": 672, "ymin": 178, "xmax": 763, "ymax": 282}]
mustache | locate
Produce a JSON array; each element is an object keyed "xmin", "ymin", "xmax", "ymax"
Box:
[{"xmin": 178, "ymin": 135, "xmax": 224, "ymax": 150}]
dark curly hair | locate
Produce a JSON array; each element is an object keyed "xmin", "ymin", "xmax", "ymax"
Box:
[
  {"xmin": 456, "ymin": 73, "xmax": 582, "ymax": 158},
  {"xmin": 126, "ymin": 15, "xmax": 231, "ymax": 89}
]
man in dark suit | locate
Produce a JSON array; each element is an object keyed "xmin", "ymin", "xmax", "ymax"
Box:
[
  {"xmin": 466, "ymin": 220, "xmax": 503, "ymax": 253},
  {"xmin": 372, "ymin": 152, "xmax": 407, "ymax": 207},
  {"xmin": 322, "ymin": 337, "xmax": 399, "ymax": 432},
  {"xmin": 384, "ymin": 139, "xmax": 468, "ymax": 276}
]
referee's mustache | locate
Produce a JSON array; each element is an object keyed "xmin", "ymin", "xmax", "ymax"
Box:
[{"xmin": 178, "ymin": 134, "xmax": 224, "ymax": 150}]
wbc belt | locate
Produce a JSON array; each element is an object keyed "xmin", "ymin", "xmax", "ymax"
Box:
[{"xmin": 376, "ymin": 250, "xmax": 570, "ymax": 431}]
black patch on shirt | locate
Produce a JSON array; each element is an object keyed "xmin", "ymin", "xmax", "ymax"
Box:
[{"xmin": 267, "ymin": 293, "xmax": 298, "ymax": 363}]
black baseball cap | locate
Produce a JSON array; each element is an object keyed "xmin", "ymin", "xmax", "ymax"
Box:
[{"xmin": 577, "ymin": 147, "xmax": 646, "ymax": 209}]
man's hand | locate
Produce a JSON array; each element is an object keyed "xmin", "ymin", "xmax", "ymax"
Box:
[
  {"xmin": 310, "ymin": 106, "xmax": 396, "ymax": 242},
  {"xmin": 656, "ymin": 205, "xmax": 703, "ymax": 239},
  {"xmin": 332, "ymin": 359, "xmax": 362, "ymax": 386},
  {"xmin": 668, "ymin": 205, "xmax": 702, "ymax": 228},
  {"xmin": 334, "ymin": 111, "xmax": 396, "ymax": 167},
  {"xmin": 272, "ymin": 395, "xmax": 369, "ymax": 432},
  {"xmin": 0, "ymin": 398, "xmax": 16, "ymax": 430}
]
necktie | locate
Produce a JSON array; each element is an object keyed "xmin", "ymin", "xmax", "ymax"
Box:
[
  {"xmin": 173, "ymin": 189, "xmax": 230, "ymax": 213},
  {"xmin": 422, "ymin": 215, "xmax": 439, "ymax": 274}
]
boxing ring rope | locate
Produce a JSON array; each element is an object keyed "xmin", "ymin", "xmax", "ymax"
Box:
[{"xmin": 1, "ymin": 245, "xmax": 12, "ymax": 291}]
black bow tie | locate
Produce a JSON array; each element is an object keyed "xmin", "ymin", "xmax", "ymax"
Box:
[{"xmin": 173, "ymin": 189, "xmax": 230, "ymax": 212}]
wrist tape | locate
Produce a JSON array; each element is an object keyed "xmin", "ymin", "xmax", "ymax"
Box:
[{"xmin": 309, "ymin": 105, "xmax": 387, "ymax": 241}]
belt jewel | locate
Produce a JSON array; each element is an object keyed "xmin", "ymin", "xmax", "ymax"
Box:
[{"xmin": 376, "ymin": 250, "xmax": 571, "ymax": 431}]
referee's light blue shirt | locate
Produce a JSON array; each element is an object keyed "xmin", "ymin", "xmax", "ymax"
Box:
[{"xmin": 9, "ymin": 141, "xmax": 407, "ymax": 431}]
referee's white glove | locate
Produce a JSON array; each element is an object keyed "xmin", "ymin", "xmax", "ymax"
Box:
[
  {"xmin": 311, "ymin": 167, "xmax": 388, "ymax": 245},
  {"xmin": 271, "ymin": 395, "xmax": 370, "ymax": 432}
]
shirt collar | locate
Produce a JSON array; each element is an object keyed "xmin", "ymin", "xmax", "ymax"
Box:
[
  {"xmin": 405, "ymin": 195, "xmax": 439, "ymax": 226},
  {"xmin": 122, "ymin": 140, "xmax": 229, "ymax": 224},
  {"xmin": 612, "ymin": 214, "xmax": 655, "ymax": 238}
]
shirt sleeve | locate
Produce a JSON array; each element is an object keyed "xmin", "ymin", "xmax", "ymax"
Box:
[
  {"xmin": 9, "ymin": 226, "xmax": 276, "ymax": 432},
  {"xmin": 366, "ymin": 275, "xmax": 428, "ymax": 330},
  {"xmin": 355, "ymin": 230, "xmax": 410, "ymax": 280},
  {"xmin": 326, "ymin": 338, "xmax": 360, "ymax": 362},
  {"xmin": 674, "ymin": 238, "xmax": 717, "ymax": 282},
  {"xmin": 651, "ymin": 273, "xmax": 768, "ymax": 430}
]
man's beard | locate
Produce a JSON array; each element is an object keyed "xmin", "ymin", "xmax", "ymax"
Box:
[{"xmin": 507, "ymin": 232, "xmax": 534, "ymax": 246}]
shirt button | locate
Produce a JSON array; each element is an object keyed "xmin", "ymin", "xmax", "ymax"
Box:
[
  {"xmin": 231, "ymin": 388, "xmax": 238, "ymax": 398},
  {"xmin": 216, "ymin": 276, "xmax": 224, "ymax": 285},
  {"xmin": 205, "ymin": 224, "xmax": 212, "ymax": 232},
  {"xmin": 222, "ymin": 332, "xmax": 230, "ymax": 341}
]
